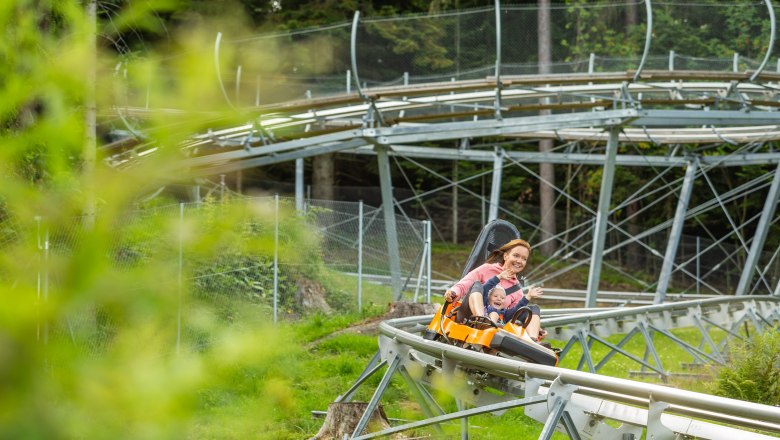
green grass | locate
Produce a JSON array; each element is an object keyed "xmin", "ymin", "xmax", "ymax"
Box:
[{"xmin": 187, "ymin": 289, "xmax": 761, "ymax": 439}]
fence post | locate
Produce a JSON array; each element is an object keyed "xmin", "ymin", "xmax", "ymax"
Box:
[
  {"xmin": 274, "ymin": 194, "xmax": 279, "ymax": 324},
  {"xmin": 43, "ymin": 229, "xmax": 49, "ymax": 349},
  {"xmin": 425, "ymin": 220, "xmax": 432, "ymax": 303},
  {"xmin": 358, "ymin": 200, "xmax": 364, "ymax": 312},
  {"xmin": 220, "ymin": 174, "xmax": 226, "ymax": 201},
  {"xmin": 255, "ymin": 75, "xmax": 260, "ymax": 106},
  {"xmin": 295, "ymin": 158, "xmax": 304, "ymax": 212},
  {"xmin": 35, "ymin": 216, "xmax": 42, "ymax": 342},
  {"xmin": 235, "ymin": 65, "xmax": 242, "ymax": 105},
  {"xmin": 177, "ymin": 203, "xmax": 183, "ymax": 354},
  {"xmin": 588, "ymin": 53, "xmax": 595, "ymax": 74},
  {"xmin": 696, "ymin": 236, "xmax": 701, "ymax": 295}
]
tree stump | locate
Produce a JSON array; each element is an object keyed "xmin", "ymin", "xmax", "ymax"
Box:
[{"xmin": 310, "ymin": 402, "xmax": 402, "ymax": 440}]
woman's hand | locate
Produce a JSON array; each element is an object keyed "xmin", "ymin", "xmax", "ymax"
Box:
[{"xmin": 526, "ymin": 285, "xmax": 543, "ymax": 300}]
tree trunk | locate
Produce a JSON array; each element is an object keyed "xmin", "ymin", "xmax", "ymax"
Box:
[
  {"xmin": 626, "ymin": 200, "xmax": 643, "ymax": 267},
  {"xmin": 452, "ymin": 159, "xmax": 458, "ymax": 243},
  {"xmin": 626, "ymin": 0, "xmax": 638, "ymax": 32},
  {"xmin": 310, "ymin": 402, "xmax": 400, "ymax": 440},
  {"xmin": 538, "ymin": 0, "xmax": 556, "ymax": 256},
  {"xmin": 312, "ymin": 153, "xmax": 335, "ymax": 200}
]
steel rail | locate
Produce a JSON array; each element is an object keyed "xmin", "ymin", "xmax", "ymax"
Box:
[
  {"xmin": 633, "ymin": 0, "xmax": 653, "ymax": 82},
  {"xmin": 750, "ymin": 0, "xmax": 777, "ymax": 82},
  {"xmin": 374, "ymin": 296, "xmax": 780, "ymax": 435}
]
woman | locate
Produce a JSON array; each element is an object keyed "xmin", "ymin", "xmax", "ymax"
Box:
[{"xmin": 443, "ymin": 238, "xmax": 544, "ymax": 341}]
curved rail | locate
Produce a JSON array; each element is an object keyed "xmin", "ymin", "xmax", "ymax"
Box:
[
  {"xmin": 336, "ymin": 297, "xmax": 780, "ymax": 439},
  {"xmin": 632, "ymin": 0, "xmax": 653, "ymax": 82},
  {"xmin": 750, "ymin": 0, "xmax": 777, "ymax": 81}
]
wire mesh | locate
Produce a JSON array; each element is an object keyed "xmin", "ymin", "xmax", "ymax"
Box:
[
  {"xmin": 30, "ymin": 196, "xmax": 428, "ymax": 355},
  {"xmin": 117, "ymin": 1, "xmax": 779, "ymax": 107}
]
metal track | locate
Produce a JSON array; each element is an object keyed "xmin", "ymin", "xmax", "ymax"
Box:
[{"xmin": 336, "ymin": 297, "xmax": 780, "ymax": 439}]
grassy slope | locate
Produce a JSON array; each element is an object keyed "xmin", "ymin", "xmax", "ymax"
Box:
[{"xmin": 190, "ymin": 243, "xmax": 737, "ymax": 439}]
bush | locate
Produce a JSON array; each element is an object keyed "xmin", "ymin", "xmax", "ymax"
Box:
[{"xmin": 711, "ymin": 327, "xmax": 780, "ymax": 405}]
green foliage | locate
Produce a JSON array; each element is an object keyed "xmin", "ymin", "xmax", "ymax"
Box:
[{"xmin": 712, "ymin": 328, "xmax": 780, "ymax": 405}]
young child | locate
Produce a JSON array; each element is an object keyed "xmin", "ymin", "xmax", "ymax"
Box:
[
  {"xmin": 484, "ymin": 285, "xmax": 507, "ymax": 325},
  {"xmin": 481, "ymin": 268, "xmax": 514, "ymax": 325}
]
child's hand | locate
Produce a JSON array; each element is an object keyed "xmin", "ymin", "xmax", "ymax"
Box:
[
  {"xmin": 498, "ymin": 269, "xmax": 514, "ymax": 280},
  {"xmin": 444, "ymin": 290, "xmax": 456, "ymax": 302}
]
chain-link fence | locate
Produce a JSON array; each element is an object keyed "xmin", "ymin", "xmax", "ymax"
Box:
[
  {"xmin": 30, "ymin": 196, "xmax": 430, "ymax": 356},
  {"xmin": 130, "ymin": 1, "xmax": 776, "ymax": 108}
]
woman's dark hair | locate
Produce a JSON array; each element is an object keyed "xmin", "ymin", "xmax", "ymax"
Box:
[{"xmin": 485, "ymin": 238, "xmax": 532, "ymax": 264}]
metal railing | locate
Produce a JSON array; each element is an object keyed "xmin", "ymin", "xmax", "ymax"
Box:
[{"xmin": 332, "ymin": 296, "xmax": 780, "ymax": 438}]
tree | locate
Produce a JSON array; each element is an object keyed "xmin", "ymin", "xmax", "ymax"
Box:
[{"xmin": 538, "ymin": 0, "xmax": 556, "ymax": 257}]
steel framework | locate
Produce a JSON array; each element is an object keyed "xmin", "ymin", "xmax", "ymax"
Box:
[
  {"xmin": 334, "ymin": 297, "xmax": 780, "ymax": 439},
  {"xmin": 108, "ymin": 2, "xmax": 780, "ymax": 303}
]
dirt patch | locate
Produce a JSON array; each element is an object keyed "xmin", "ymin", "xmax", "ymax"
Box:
[{"xmin": 328, "ymin": 302, "xmax": 439, "ymax": 338}]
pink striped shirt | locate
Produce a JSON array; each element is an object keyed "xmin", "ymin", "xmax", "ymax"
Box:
[{"xmin": 449, "ymin": 262, "xmax": 525, "ymax": 309}]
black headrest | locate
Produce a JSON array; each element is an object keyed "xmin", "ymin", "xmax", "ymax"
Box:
[{"xmin": 460, "ymin": 219, "xmax": 521, "ymax": 278}]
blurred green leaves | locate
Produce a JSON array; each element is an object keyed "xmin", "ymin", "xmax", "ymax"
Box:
[{"xmin": 0, "ymin": 1, "xmax": 313, "ymax": 438}]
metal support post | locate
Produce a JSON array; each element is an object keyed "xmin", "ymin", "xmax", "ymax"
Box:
[
  {"xmin": 358, "ymin": 200, "xmax": 364, "ymax": 311},
  {"xmin": 255, "ymin": 75, "xmax": 260, "ymax": 106},
  {"xmin": 775, "ymin": 276, "xmax": 780, "ymax": 296},
  {"xmin": 737, "ymin": 162, "xmax": 780, "ymax": 295},
  {"xmin": 295, "ymin": 158, "xmax": 304, "ymax": 212},
  {"xmin": 668, "ymin": 50, "xmax": 675, "ymax": 71},
  {"xmin": 177, "ymin": 203, "xmax": 184, "ymax": 354},
  {"xmin": 375, "ymin": 145, "xmax": 403, "ymax": 298},
  {"xmin": 235, "ymin": 65, "xmax": 242, "ymax": 104},
  {"xmin": 588, "ymin": 53, "xmax": 595, "ymax": 74},
  {"xmin": 273, "ymin": 194, "xmax": 279, "ymax": 324},
  {"xmin": 488, "ymin": 147, "xmax": 504, "ymax": 222},
  {"xmin": 585, "ymin": 127, "xmax": 620, "ymax": 307},
  {"xmin": 696, "ymin": 236, "xmax": 701, "ymax": 295},
  {"xmin": 350, "ymin": 356, "xmax": 401, "ymax": 439},
  {"xmin": 655, "ymin": 158, "xmax": 698, "ymax": 304},
  {"xmin": 426, "ymin": 220, "xmax": 432, "ymax": 303}
]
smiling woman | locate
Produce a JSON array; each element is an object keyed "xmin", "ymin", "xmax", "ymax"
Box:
[{"xmin": 444, "ymin": 238, "xmax": 545, "ymax": 341}]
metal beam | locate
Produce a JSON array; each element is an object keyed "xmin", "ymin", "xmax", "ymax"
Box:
[
  {"xmin": 632, "ymin": 109, "xmax": 780, "ymax": 126},
  {"xmin": 655, "ymin": 158, "xmax": 698, "ymax": 304},
  {"xmin": 586, "ymin": 127, "xmax": 620, "ymax": 307},
  {"xmin": 192, "ymin": 139, "xmax": 368, "ymax": 176},
  {"xmin": 376, "ymin": 145, "xmax": 403, "ymax": 298},
  {"xmin": 350, "ymin": 145, "xmax": 780, "ymax": 167},
  {"xmin": 736, "ymin": 162, "xmax": 780, "ymax": 295},
  {"xmin": 488, "ymin": 147, "xmax": 504, "ymax": 222},
  {"xmin": 365, "ymin": 109, "xmax": 638, "ymax": 145}
]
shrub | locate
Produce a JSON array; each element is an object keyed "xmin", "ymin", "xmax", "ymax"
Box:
[{"xmin": 711, "ymin": 327, "xmax": 780, "ymax": 405}]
